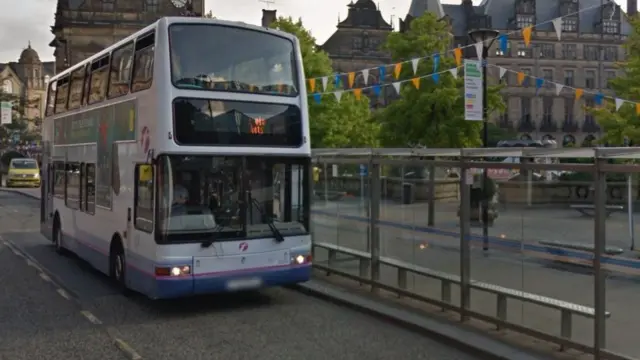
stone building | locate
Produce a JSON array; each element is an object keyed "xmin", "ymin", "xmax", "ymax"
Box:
[
  {"xmin": 403, "ymin": 0, "xmax": 634, "ymax": 146},
  {"xmin": 0, "ymin": 44, "xmax": 55, "ymax": 126},
  {"xmin": 49, "ymin": 0, "xmax": 205, "ymax": 73}
]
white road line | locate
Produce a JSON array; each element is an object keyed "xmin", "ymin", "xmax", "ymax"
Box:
[
  {"xmin": 26, "ymin": 259, "xmax": 42, "ymax": 271},
  {"xmin": 39, "ymin": 272, "xmax": 51, "ymax": 282},
  {"xmin": 114, "ymin": 338, "xmax": 143, "ymax": 360},
  {"xmin": 56, "ymin": 288, "xmax": 71, "ymax": 300},
  {"xmin": 81, "ymin": 310, "xmax": 102, "ymax": 325}
]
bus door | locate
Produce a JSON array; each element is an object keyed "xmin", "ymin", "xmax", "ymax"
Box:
[{"xmin": 130, "ymin": 164, "xmax": 154, "ymax": 251}]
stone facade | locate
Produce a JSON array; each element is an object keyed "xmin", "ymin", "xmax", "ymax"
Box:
[
  {"xmin": 49, "ymin": 0, "xmax": 205, "ymax": 73},
  {"xmin": 0, "ymin": 44, "xmax": 55, "ymax": 126},
  {"xmin": 403, "ymin": 0, "xmax": 634, "ymax": 146}
]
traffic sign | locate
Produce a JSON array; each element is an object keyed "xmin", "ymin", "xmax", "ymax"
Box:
[
  {"xmin": 359, "ymin": 164, "xmax": 367, "ymax": 177},
  {"xmin": 0, "ymin": 101, "xmax": 11, "ymax": 125}
]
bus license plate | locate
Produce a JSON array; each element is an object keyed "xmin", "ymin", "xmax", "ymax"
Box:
[{"xmin": 226, "ymin": 278, "xmax": 262, "ymax": 290}]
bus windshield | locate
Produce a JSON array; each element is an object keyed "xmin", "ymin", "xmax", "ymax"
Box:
[
  {"xmin": 156, "ymin": 155, "xmax": 309, "ymax": 243},
  {"xmin": 169, "ymin": 24, "xmax": 298, "ymax": 96}
]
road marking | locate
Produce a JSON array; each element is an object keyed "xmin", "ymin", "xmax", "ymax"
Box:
[
  {"xmin": 26, "ymin": 259, "xmax": 42, "ymax": 271},
  {"xmin": 81, "ymin": 310, "xmax": 102, "ymax": 325},
  {"xmin": 11, "ymin": 248, "xmax": 23, "ymax": 257},
  {"xmin": 39, "ymin": 272, "xmax": 51, "ymax": 282},
  {"xmin": 114, "ymin": 338, "xmax": 142, "ymax": 360},
  {"xmin": 56, "ymin": 288, "xmax": 71, "ymax": 300}
]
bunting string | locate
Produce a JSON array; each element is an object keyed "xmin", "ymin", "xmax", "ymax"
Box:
[{"xmin": 306, "ymin": 1, "xmax": 619, "ymax": 92}]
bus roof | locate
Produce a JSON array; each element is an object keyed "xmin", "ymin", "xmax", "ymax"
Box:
[{"xmin": 48, "ymin": 16, "xmax": 297, "ymax": 83}]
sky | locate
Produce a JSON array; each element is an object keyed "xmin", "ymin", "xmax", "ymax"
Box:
[{"xmin": 0, "ymin": 0, "xmax": 630, "ymax": 63}]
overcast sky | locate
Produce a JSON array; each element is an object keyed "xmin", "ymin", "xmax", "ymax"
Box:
[{"xmin": 0, "ymin": 0, "xmax": 629, "ymax": 63}]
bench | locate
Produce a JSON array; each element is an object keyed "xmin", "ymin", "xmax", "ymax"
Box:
[
  {"xmin": 313, "ymin": 242, "xmax": 612, "ymax": 345},
  {"xmin": 539, "ymin": 240, "xmax": 625, "ymax": 256},
  {"xmin": 570, "ymin": 204, "xmax": 623, "ymax": 218}
]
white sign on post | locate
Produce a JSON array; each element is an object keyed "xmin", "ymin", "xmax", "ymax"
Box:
[
  {"xmin": 463, "ymin": 59, "xmax": 483, "ymax": 121},
  {"xmin": 0, "ymin": 101, "xmax": 11, "ymax": 125}
]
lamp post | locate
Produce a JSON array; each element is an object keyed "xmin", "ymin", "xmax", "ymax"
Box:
[{"xmin": 468, "ymin": 28, "xmax": 500, "ymax": 252}]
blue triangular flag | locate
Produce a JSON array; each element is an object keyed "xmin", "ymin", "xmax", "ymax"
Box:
[
  {"xmin": 313, "ymin": 93, "xmax": 321, "ymax": 103},
  {"xmin": 535, "ymin": 78, "xmax": 544, "ymax": 94},
  {"xmin": 433, "ymin": 54, "xmax": 440, "ymax": 73},
  {"xmin": 373, "ymin": 84, "xmax": 381, "ymax": 96},
  {"xmin": 378, "ymin": 66, "xmax": 386, "ymax": 82},
  {"xmin": 432, "ymin": 73, "xmax": 440, "ymax": 84},
  {"xmin": 498, "ymin": 34, "xmax": 508, "ymax": 54},
  {"xmin": 595, "ymin": 93, "xmax": 604, "ymax": 105},
  {"xmin": 334, "ymin": 74, "xmax": 341, "ymax": 88}
]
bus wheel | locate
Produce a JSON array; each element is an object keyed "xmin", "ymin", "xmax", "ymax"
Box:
[{"xmin": 110, "ymin": 240, "xmax": 128, "ymax": 293}]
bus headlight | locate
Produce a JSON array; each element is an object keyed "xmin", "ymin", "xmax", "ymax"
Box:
[
  {"xmin": 291, "ymin": 255, "xmax": 311, "ymax": 264},
  {"xmin": 155, "ymin": 265, "xmax": 191, "ymax": 277}
]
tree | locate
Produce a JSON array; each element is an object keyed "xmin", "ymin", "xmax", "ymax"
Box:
[
  {"xmin": 269, "ymin": 17, "xmax": 379, "ymax": 148},
  {"xmin": 375, "ymin": 13, "xmax": 505, "ymax": 148},
  {"xmin": 591, "ymin": 17, "xmax": 640, "ymax": 145}
]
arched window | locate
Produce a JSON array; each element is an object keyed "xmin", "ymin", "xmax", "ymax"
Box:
[{"xmin": 2, "ymin": 79, "xmax": 13, "ymax": 94}]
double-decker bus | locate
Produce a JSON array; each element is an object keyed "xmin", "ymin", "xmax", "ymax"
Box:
[{"xmin": 40, "ymin": 17, "xmax": 312, "ymax": 299}]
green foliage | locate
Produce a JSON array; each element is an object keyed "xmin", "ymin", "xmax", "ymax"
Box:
[
  {"xmin": 591, "ymin": 16, "xmax": 640, "ymax": 145},
  {"xmin": 376, "ymin": 12, "xmax": 505, "ymax": 148},
  {"xmin": 269, "ymin": 17, "xmax": 378, "ymax": 148},
  {"xmin": 486, "ymin": 123, "xmax": 518, "ymax": 146},
  {"xmin": 0, "ymin": 85, "xmax": 39, "ymax": 145}
]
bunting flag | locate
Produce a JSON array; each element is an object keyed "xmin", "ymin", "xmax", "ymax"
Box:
[
  {"xmin": 522, "ymin": 26, "xmax": 533, "ymax": 47},
  {"xmin": 474, "ymin": 42, "xmax": 484, "ymax": 60},
  {"xmin": 552, "ymin": 18, "xmax": 563, "ymax": 40},
  {"xmin": 394, "ymin": 63, "xmax": 402, "ymax": 79},
  {"xmin": 499, "ymin": 67, "xmax": 507, "ymax": 80},
  {"xmin": 517, "ymin": 72, "xmax": 525, "ymax": 86},
  {"xmin": 454, "ymin": 48, "xmax": 462, "ymax": 67},
  {"xmin": 308, "ymin": 78, "xmax": 316, "ymax": 93},
  {"xmin": 348, "ymin": 72, "xmax": 355, "ymax": 88},
  {"xmin": 411, "ymin": 58, "xmax": 420, "ymax": 74},
  {"xmin": 362, "ymin": 69, "xmax": 370, "ymax": 85}
]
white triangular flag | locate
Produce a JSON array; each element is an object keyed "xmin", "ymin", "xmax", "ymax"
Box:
[
  {"xmin": 499, "ymin": 67, "xmax": 507, "ymax": 79},
  {"xmin": 555, "ymin": 83, "xmax": 564, "ymax": 96},
  {"xmin": 392, "ymin": 82, "xmax": 401, "ymax": 94},
  {"xmin": 411, "ymin": 58, "xmax": 420, "ymax": 74},
  {"xmin": 615, "ymin": 98, "xmax": 624, "ymax": 111},
  {"xmin": 474, "ymin": 42, "xmax": 484, "ymax": 61},
  {"xmin": 321, "ymin": 77, "xmax": 329, "ymax": 91},
  {"xmin": 552, "ymin": 18, "xmax": 563, "ymax": 41},
  {"xmin": 334, "ymin": 91, "xmax": 343, "ymax": 102},
  {"xmin": 449, "ymin": 68, "xmax": 458, "ymax": 78},
  {"xmin": 362, "ymin": 69, "xmax": 369, "ymax": 85}
]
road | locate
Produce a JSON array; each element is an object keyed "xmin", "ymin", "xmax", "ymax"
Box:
[
  {"xmin": 311, "ymin": 199, "xmax": 640, "ymax": 358},
  {"xmin": 0, "ymin": 189, "xmax": 479, "ymax": 360}
]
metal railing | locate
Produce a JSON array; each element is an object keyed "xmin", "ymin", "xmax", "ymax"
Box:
[{"xmin": 310, "ymin": 147, "xmax": 640, "ymax": 360}]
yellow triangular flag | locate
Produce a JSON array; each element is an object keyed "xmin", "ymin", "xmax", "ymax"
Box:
[
  {"xmin": 353, "ymin": 88, "xmax": 362, "ymax": 100},
  {"xmin": 636, "ymin": 103, "xmax": 640, "ymax": 115},
  {"xmin": 348, "ymin": 72, "xmax": 355, "ymax": 88},
  {"xmin": 411, "ymin": 77, "xmax": 420, "ymax": 89},
  {"xmin": 454, "ymin": 48, "xmax": 462, "ymax": 67},
  {"xmin": 394, "ymin": 63, "xmax": 402, "ymax": 79},
  {"xmin": 575, "ymin": 88, "xmax": 583, "ymax": 100},
  {"xmin": 522, "ymin": 26, "xmax": 533, "ymax": 47},
  {"xmin": 308, "ymin": 78, "xmax": 316, "ymax": 92},
  {"xmin": 517, "ymin": 72, "xmax": 525, "ymax": 85}
]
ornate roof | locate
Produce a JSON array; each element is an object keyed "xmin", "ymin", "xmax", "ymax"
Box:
[
  {"xmin": 19, "ymin": 43, "xmax": 41, "ymax": 65},
  {"xmin": 337, "ymin": 0, "xmax": 393, "ymax": 30}
]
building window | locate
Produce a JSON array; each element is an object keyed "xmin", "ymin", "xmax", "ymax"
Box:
[
  {"xmin": 603, "ymin": 46, "xmax": 617, "ymax": 61},
  {"xmin": 144, "ymin": 0, "xmax": 159, "ymax": 12},
  {"xmin": 603, "ymin": 20, "xmax": 619, "ymax": 34},
  {"xmin": 2, "ymin": 79, "xmax": 12, "ymax": 94},
  {"xmin": 521, "ymin": 97, "xmax": 531, "ymax": 119},
  {"xmin": 101, "ymin": 0, "xmax": 114, "ymax": 11},
  {"xmin": 584, "ymin": 45, "xmax": 599, "ymax": 61},
  {"xmin": 495, "ymin": 41, "xmax": 510, "ymax": 56},
  {"xmin": 585, "ymin": 70, "xmax": 596, "ymax": 89},
  {"xmin": 353, "ymin": 37, "xmax": 362, "ymax": 49},
  {"xmin": 605, "ymin": 70, "xmax": 616, "ymax": 89},
  {"xmin": 564, "ymin": 70, "xmax": 574, "ymax": 86},
  {"xmin": 542, "ymin": 97, "xmax": 553, "ymax": 122},
  {"xmin": 540, "ymin": 43, "xmax": 555, "ymax": 58},
  {"xmin": 516, "ymin": 14, "xmax": 534, "ymax": 29},
  {"xmin": 516, "ymin": 43, "xmax": 531, "ymax": 57},
  {"xmin": 562, "ymin": 44, "xmax": 577, "ymax": 59},
  {"xmin": 565, "ymin": 98, "xmax": 574, "ymax": 121},
  {"xmin": 562, "ymin": 17, "xmax": 577, "ymax": 32},
  {"xmin": 542, "ymin": 69, "xmax": 553, "ymax": 88},
  {"xmin": 585, "ymin": 99, "xmax": 595, "ymax": 122}
]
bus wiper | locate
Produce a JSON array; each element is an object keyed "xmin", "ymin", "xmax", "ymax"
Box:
[
  {"xmin": 250, "ymin": 198, "xmax": 284, "ymax": 243},
  {"xmin": 200, "ymin": 224, "xmax": 224, "ymax": 248}
]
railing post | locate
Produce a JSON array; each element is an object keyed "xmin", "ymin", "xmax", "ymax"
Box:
[
  {"xmin": 593, "ymin": 155, "xmax": 607, "ymax": 358},
  {"xmin": 459, "ymin": 157, "xmax": 471, "ymax": 322},
  {"xmin": 369, "ymin": 161, "xmax": 381, "ymax": 293},
  {"xmin": 428, "ymin": 162, "xmax": 436, "ymax": 226}
]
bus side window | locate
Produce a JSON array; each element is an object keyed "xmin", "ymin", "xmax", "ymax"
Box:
[
  {"xmin": 84, "ymin": 163, "xmax": 95, "ymax": 215},
  {"xmin": 68, "ymin": 67, "xmax": 85, "ymax": 110},
  {"xmin": 54, "ymin": 76, "xmax": 69, "ymax": 114},
  {"xmin": 45, "ymin": 80, "xmax": 57, "ymax": 116},
  {"xmin": 65, "ymin": 162, "xmax": 80, "ymax": 210},
  {"xmin": 53, "ymin": 161, "xmax": 65, "ymax": 199},
  {"xmin": 134, "ymin": 164, "xmax": 154, "ymax": 232},
  {"xmin": 131, "ymin": 32, "xmax": 155, "ymax": 93},
  {"xmin": 88, "ymin": 55, "xmax": 110, "ymax": 104},
  {"xmin": 108, "ymin": 41, "xmax": 134, "ymax": 99}
]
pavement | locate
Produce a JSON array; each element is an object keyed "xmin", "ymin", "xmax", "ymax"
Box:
[
  {"xmin": 0, "ymin": 189, "xmax": 482, "ymax": 360},
  {"xmin": 310, "ymin": 199, "xmax": 640, "ymax": 358}
]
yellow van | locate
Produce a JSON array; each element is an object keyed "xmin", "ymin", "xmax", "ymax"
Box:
[{"xmin": 6, "ymin": 158, "xmax": 40, "ymax": 188}]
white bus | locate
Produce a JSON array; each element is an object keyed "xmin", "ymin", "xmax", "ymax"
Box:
[{"xmin": 40, "ymin": 17, "xmax": 312, "ymax": 299}]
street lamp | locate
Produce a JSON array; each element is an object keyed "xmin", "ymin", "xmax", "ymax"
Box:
[{"xmin": 468, "ymin": 28, "xmax": 500, "ymax": 252}]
